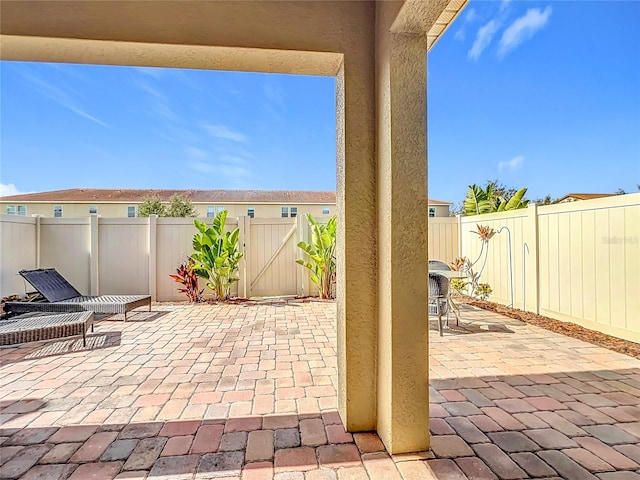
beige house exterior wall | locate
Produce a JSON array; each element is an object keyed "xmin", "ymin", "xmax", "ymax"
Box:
[
  {"xmin": 0, "ymin": 0, "xmax": 466, "ymax": 452},
  {"xmin": 1, "ymin": 200, "xmax": 450, "ymax": 218},
  {"xmin": 0, "ymin": 202, "xmax": 335, "ymax": 219},
  {"xmin": 429, "ymin": 204, "xmax": 451, "ymax": 218}
]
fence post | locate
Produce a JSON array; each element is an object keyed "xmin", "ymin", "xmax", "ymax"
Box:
[
  {"xmin": 89, "ymin": 214, "xmax": 99, "ymax": 295},
  {"xmin": 527, "ymin": 203, "xmax": 540, "ymax": 314},
  {"xmin": 456, "ymin": 214, "xmax": 462, "ymax": 260},
  {"xmin": 34, "ymin": 215, "xmax": 42, "ymax": 269},
  {"xmin": 296, "ymin": 214, "xmax": 305, "ymax": 296},
  {"xmin": 239, "ymin": 216, "xmax": 251, "ymax": 298},
  {"xmin": 149, "ymin": 215, "xmax": 157, "ymax": 301}
]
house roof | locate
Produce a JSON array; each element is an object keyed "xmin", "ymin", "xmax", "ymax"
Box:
[
  {"xmin": 0, "ymin": 189, "xmax": 336, "ymax": 204},
  {"xmin": 427, "ymin": 198, "xmax": 453, "ymax": 205},
  {"xmin": 0, "ymin": 188, "xmax": 452, "ymax": 206},
  {"xmin": 556, "ymin": 193, "xmax": 615, "ymax": 202}
]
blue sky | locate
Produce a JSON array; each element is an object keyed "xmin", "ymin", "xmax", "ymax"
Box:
[{"xmin": 1, "ymin": 0, "xmax": 639, "ymax": 204}]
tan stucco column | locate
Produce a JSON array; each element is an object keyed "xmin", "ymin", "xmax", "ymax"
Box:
[
  {"xmin": 375, "ymin": 4, "xmax": 430, "ymax": 454},
  {"xmin": 336, "ymin": 52, "xmax": 378, "ymax": 431}
]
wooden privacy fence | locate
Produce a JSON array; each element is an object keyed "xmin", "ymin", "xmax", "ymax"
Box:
[{"xmin": 1, "ymin": 215, "xmax": 459, "ymax": 302}]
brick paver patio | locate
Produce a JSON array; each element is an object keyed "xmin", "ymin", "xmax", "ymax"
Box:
[{"xmin": 0, "ymin": 301, "xmax": 638, "ymax": 479}]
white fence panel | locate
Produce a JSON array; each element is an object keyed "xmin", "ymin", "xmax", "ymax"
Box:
[
  {"xmin": 155, "ymin": 217, "xmax": 240, "ymax": 302},
  {"xmin": 98, "ymin": 218, "xmax": 149, "ymax": 295},
  {"xmin": 40, "ymin": 217, "xmax": 91, "ymax": 295},
  {"xmin": 537, "ymin": 195, "xmax": 640, "ymax": 341},
  {"xmin": 156, "ymin": 217, "xmax": 200, "ymax": 302},
  {"xmin": 461, "ymin": 194, "xmax": 640, "ymax": 343},
  {"xmin": 428, "ymin": 217, "xmax": 458, "ymax": 264},
  {"xmin": 0, "ymin": 215, "xmax": 36, "ymax": 297},
  {"xmin": 461, "ymin": 210, "xmax": 529, "ymax": 308}
]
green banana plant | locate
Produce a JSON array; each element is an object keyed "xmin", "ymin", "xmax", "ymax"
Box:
[
  {"xmin": 296, "ymin": 214, "xmax": 337, "ymax": 299},
  {"xmin": 191, "ymin": 210, "xmax": 244, "ymax": 301},
  {"xmin": 463, "ymin": 184, "xmax": 495, "ymax": 215},
  {"xmin": 464, "ymin": 184, "xmax": 529, "ymax": 215},
  {"xmin": 496, "ymin": 188, "xmax": 529, "ymax": 211}
]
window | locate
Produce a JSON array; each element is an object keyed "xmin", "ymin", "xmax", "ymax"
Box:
[
  {"xmin": 216, "ymin": 206, "xmax": 225, "ymax": 214},
  {"xmin": 17, "ymin": 205, "xmax": 26, "ymax": 216},
  {"xmin": 429, "ymin": 207, "xmax": 436, "ymax": 218},
  {"xmin": 281, "ymin": 207, "xmax": 289, "ymax": 218},
  {"xmin": 127, "ymin": 206, "xmax": 136, "ymax": 218},
  {"xmin": 322, "ymin": 207, "xmax": 330, "ymax": 215},
  {"xmin": 247, "ymin": 207, "xmax": 255, "ymax": 218},
  {"xmin": 89, "ymin": 205, "xmax": 98, "ymax": 214},
  {"xmin": 207, "ymin": 206, "xmax": 215, "ymax": 218},
  {"xmin": 54, "ymin": 206, "xmax": 63, "ymax": 218},
  {"xmin": 290, "ymin": 207, "xmax": 298, "ymax": 218},
  {"xmin": 6, "ymin": 205, "xmax": 16, "ymax": 215}
]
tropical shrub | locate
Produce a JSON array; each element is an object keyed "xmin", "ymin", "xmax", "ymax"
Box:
[
  {"xmin": 191, "ymin": 210, "xmax": 244, "ymax": 301},
  {"xmin": 296, "ymin": 214, "xmax": 337, "ymax": 299},
  {"xmin": 475, "ymin": 283, "xmax": 493, "ymax": 300},
  {"xmin": 169, "ymin": 257, "xmax": 203, "ymax": 302},
  {"xmin": 450, "ymin": 224, "xmax": 495, "ymax": 299},
  {"xmin": 463, "ymin": 183, "xmax": 529, "ymax": 216},
  {"xmin": 450, "ymin": 279, "xmax": 468, "ymax": 296}
]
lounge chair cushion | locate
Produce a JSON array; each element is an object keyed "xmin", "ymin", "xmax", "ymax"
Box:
[{"xmin": 19, "ymin": 268, "xmax": 82, "ymax": 302}]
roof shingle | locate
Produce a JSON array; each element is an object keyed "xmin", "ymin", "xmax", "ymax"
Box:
[{"xmin": 0, "ymin": 188, "xmax": 451, "ymax": 205}]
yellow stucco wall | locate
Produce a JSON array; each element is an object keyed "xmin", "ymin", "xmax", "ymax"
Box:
[
  {"xmin": 1, "ymin": 0, "xmax": 463, "ymax": 453},
  {"xmin": 0, "ymin": 202, "xmax": 335, "ymax": 219}
]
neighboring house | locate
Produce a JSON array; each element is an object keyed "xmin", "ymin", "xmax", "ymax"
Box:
[
  {"xmin": 556, "ymin": 193, "xmax": 615, "ymax": 204},
  {"xmin": 427, "ymin": 199, "xmax": 452, "ymax": 218},
  {"xmin": 0, "ymin": 189, "xmax": 334, "ymax": 219},
  {"xmin": 0, "ymin": 188, "xmax": 452, "ymax": 218},
  {"xmin": 1, "ymin": 188, "xmax": 452, "ymax": 218}
]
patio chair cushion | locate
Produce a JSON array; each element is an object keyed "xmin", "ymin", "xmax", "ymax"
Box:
[{"xmin": 19, "ymin": 268, "xmax": 82, "ymax": 302}]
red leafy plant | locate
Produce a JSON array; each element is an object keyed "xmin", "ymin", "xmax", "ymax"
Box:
[{"xmin": 169, "ymin": 257, "xmax": 204, "ymax": 302}]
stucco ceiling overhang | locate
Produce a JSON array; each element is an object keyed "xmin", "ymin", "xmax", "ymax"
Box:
[
  {"xmin": 0, "ymin": 0, "xmax": 466, "ymax": 70},
  {"xmin": 392, "ymin": 0, "xmax": 469, "ymax": 51},
  {"xmin": 0, "ymin": 35, "xmax": 344, "ymax": 77}
]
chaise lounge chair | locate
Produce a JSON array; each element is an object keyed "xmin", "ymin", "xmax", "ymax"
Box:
[
  {"xmin": 4, "ymin": 268, "xmax": 151, "ymax": 321},
  {"xmin": 0, "ymin": 311, "xmax": 94, "ymax": 347}
]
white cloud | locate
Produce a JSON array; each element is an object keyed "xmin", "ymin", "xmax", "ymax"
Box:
[
  {"xmin": 189, "ymin": 159, "xmax": 252, "ymax": 189},
  {"xmin": 468, "ymin": 20, "xmax": 500, "ymax": 60},
  {"xmin": 133, "ymin": 80, "xmax": 167, "ymax": 101},
  {"xmin": 499, "ymin": 0, "xmax": 512, "ymax": 14},
  {"xmin": 189, "ymin": 161, "xmax": 216, "ymax": 175},
  {"xmin": 133, "ymin": 67, "xmax": 166, "ymax": 79},
  {"xmin": 498, "ymin": 6, "xmax": 552, "ymax": 59},
  {"xmin": 0, "ymin": 183, "xmax": 31, "ymax": 197},
  {"xmin": 498, "ymin": 155, "xmax": 525, "ymax": 172},
  {"xmin": 264, "ymin": 82, "xmax": 286, "ymax": 111},
  {"xmin": 202, "ymin": 124, "xmax": 248, "ymax": 143},
  {"xmin": 465, "ymin": 7, "xmax": 477, "ymax": 22},
  {"xmin": 186, "ymin": 146, "xmax": 208, "ymax": 160},
  {"xmin": 19, "ymin": 69, "xmax": 108, "ymax": 127},
  {"xmin": 454, "ymin": 28, "xmax": 466, "ymax": 42}
]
